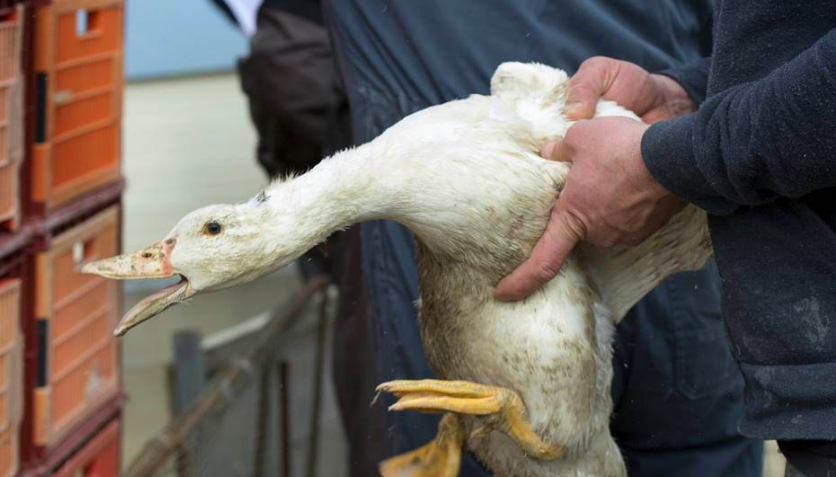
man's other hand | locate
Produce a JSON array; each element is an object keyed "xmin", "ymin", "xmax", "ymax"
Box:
[
  {"xmin": 494, "ymin": 117, "xmax": 684, "ymax": 301},
  {"xmin": 565, "ymin": 57, "xmax": 696, "ymax": 124}
]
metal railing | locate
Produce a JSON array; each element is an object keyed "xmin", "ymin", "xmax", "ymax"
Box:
[{"xmin": 121, "ymin": 276, "xmax": 332, "ymax": 477}]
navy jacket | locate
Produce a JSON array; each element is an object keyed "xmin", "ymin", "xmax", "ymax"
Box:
[{"xmin": 643, "ymin": 1, "xmax": 836, "ymax": 442}]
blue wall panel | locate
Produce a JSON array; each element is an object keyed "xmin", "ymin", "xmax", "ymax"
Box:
[{"xmin": 125, "ymin": 0, "xmax": 249, "ymax": 80}]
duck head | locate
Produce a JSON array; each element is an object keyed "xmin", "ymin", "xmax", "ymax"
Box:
[{"xmin": 83, "ymin": 199, "xmax": 300, "ymax": 336}]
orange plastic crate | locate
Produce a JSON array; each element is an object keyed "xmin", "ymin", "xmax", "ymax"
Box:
[
  {"xmin": 33, "ymin": 205, "xmax": 120, "ymax": 447},
  {"xmin": 52, "ymin": 419, "xmax": 119, "ymax": 477},
  {"xmin": 0, "ymin": 7, "xmax": 23, "ymax": 231},
  {"xmin": 0, "ymin": 278, "xmax": 22, "ymax": 477},
  {"xmin": 0, "ymin": 163, "xmax": 18, "ymax": 231},
  {"xmin": 31, "ymin": 0, "xmax": 123, "ymax": 211}
]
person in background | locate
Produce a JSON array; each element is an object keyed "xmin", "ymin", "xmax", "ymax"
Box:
[
  {"xmin": 322, "ymin": 2, "xmax": 764, "ymax": 476},
  {"xmin": 206, "ymin": 1, "xmax": 386, "ymax": 476},
  {"xmin": 495, "ymin": 2, "xmax": 836, "ymax": 476}
]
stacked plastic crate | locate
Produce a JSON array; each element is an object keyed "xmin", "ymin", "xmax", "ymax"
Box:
[
  {"xmin": 0, "ymin": 0, "xmax": 125, "ymax": 476},
  {"xmin": 0, "ymin": 233, "xmax": 27, "ymax": 477},
  {"xmin": 0, "ymin": 2, "xmax": 22, "ymax": 233},
  {"xmin": 0, "ymin": 5, "xmax": 30, "ymax": 477}
]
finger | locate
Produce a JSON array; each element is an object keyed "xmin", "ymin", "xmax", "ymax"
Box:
[
  {"xmin": 565, "ymin": 58, "xmax": 613, "ymax": 120},
  {"xmin": 540, "ymin": 138, "xmax": 574, "ymax": 163},
  {"xmin": 494, "ymin": 208, "xmax": 584, "ymax": 301},
  {"xmin": 640, "ymin": 109, "xmax": 669, "ymax": 125}
]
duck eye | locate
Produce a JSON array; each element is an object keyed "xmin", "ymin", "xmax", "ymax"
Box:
[{"xmin": 204, "ymin": 221, "xmax": 222, "ymax": 236}]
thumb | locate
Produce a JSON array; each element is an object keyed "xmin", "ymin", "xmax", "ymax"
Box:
[
  {"xmin": 495, "ymin": 207, "xmax": 585, "ymax": 301},
  {"xmin": 565, "ymin": 82, "xmax": 601, "ymax": 121},
  {"xmin": 565, "ymin": 58, "xmax": 615, "ymax": 121}
]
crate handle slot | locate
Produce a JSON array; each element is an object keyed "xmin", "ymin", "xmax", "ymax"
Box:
[
  {"xmin": 36, "ymin": 321, "xmax": 48, "ymax": 387},
  {"xmin": 72, "ymin": 239, "xmax": 95, "ymax": 268},
  {"xmin": 35, "ymin": 73, "xmax": 47, "ymax": 143},
  {"xmin": 76, "ymin": 9, "xmax": 102, "ymax": 37},
  {"xmin": 53, "ymin": 90, "xmax": 74, "ymax": 105}
]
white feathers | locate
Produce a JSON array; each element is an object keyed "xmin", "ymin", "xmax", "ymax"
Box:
[{"xmin": 490, "ymin": 62, "xmax": 570, "ymax": 110}]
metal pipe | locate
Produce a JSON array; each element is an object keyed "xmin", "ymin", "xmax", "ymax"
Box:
[
  {"xmin": 254, "ymin": 365, "xmax": 271, "ymax": 477},
  {"xmin": 305, "ymin": 289, "xmax": 330, "ymax": 477},
  {"xmin": 279, "ymin": 361, "xmax": 291, "ymax": 477}
]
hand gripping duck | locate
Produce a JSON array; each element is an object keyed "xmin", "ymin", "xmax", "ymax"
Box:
[{"xmin": 84, "ymin": 63, "xmax": 711, "ymax": 477}]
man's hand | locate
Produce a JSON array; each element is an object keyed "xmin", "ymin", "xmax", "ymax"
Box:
[
  {"xmin": 494, "ymin": 117, "xmax": 685, "ymax": 301},
  {"xmin": 565, "ymin": 57, "xmax": 696, "ymax": 123},
  {"xmin": 494, "ymin": 57, "xmax": 695, "ymax": 301}
]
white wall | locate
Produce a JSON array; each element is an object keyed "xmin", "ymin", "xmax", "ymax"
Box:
[{"xmin": 121, "ymin": 75, "xmax": 267, "ymax": 253}]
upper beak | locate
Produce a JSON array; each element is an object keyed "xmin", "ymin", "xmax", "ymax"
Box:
[
  {"xmin": 82, "ymin": 239, "xmax": 193, "ymax": 337},
  {"xmin": 82, "ymin": 239, "xmax": 176, "ymax": 279}
]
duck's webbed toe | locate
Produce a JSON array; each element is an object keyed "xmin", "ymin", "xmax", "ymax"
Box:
[
  {"xmin": 377, "ymin": 379, "xmax": 564, "ymax": 461},
  {"xmin": 379, "ymin": 413, "xmax": 464, "ymax": 477}
]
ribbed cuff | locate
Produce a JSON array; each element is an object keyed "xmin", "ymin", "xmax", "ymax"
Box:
[
  {"xmin": 641, "ymin": 115, "xmax": 736, "ymax": 216},
  {"xmin": 642, "ymin": 115, "xmax": 699, "ymax": 198}
]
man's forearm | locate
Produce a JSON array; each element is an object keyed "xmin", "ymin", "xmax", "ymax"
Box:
[{"xmin": 642, "ymin": 30, "xmax": 836, "ymax": 216}]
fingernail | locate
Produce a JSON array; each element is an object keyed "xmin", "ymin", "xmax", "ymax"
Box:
[
  {"xmin": 566, "ymin": 100, "xmax": 583, "ymax": 109},
  {"xmin": 541, "ymin": 141, "xmax": 558, "ymax": 159},
  {"xmin": 493, "ymin": 284, "xmax": 509, "ymax": 301},
  {"xmin": 565, "ymin": 101, "xmax": 584, "ymax": 120},
  {"xmin": 493, "ymin": 290, "xmax": 510, "ymax": 301}
]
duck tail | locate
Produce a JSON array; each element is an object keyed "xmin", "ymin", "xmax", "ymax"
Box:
[
  {"xmin": 489, "ymin": 62, "xmax": 640, "ymax": 143},
  {"xmin": 490, "ymin": 62, "xmax": 570, "ymax": 114},
  {"xmin": 489, "ymin": 62, "xmax": 573, "ymax": 142}
]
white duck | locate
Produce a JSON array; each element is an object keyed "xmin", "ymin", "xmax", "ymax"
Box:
[{"xmin": 84, "ymin": 63, "xmax": 711, "ymax": 477}]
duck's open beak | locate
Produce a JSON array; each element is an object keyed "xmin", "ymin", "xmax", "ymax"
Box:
[{"xmin": 82, "ymin": 239, "xmax": 193, "ymax": 337}]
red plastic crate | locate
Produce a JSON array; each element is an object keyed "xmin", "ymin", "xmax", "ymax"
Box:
[
  {"xmin": 31, "ymin": 205, "xmax": 120, "ymax": 448},
  {"xmin": 17, "ymin": 394, "xmax": 122, "ymax": 476},
  {"xmin": 52, "ymin": 418, "xmax": 119, "ymax": 477},
  {"xmin": 29, "ymin": 0, "xmax": 123, "ymax": 212},
  {"xmin": 0, "ymin": 278, "xmax": 22, "ymax": 477},
  {"xmin": 0, "ymin": 6, "xmax": 23, "ymax": 231}
]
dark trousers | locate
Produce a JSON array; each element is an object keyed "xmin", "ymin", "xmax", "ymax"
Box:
[{"xmin": 780, "ymin": 440, "xmax": 836, "ymax": 477}]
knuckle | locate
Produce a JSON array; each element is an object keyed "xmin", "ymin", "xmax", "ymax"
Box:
[
  {"xmin": 564, "ymin": 212, "xmax": 588, "ymax": 239},
  {"xmin": 584, "ymin": 56, "xmax": 609, "ymax": 70},
  {"xmin": 534, "ymin": 259, "xmax": 559, "ymax": 281},
  {"xmin": 554, "ymin": 207, "xmax": 587, "ymax": 240}
]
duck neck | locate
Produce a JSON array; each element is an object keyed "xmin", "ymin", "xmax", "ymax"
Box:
[{"xmin": 261, "ymin": 146, "xmax": 399, "ymax": 256}]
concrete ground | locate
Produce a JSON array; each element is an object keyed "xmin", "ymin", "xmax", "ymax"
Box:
[{"xmin": 119, "ymin": 73, "xmax": 786, "ymax": 476}]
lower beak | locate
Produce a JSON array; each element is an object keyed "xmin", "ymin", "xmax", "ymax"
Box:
[{"xmin": 82, "ymin": 240, "xmax": 193, "ymax": 336}]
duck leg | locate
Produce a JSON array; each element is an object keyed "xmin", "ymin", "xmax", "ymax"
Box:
[
  {"xmin": 377, "ymin": 379, "xmax": 564, "ymax": 460},
  {"xmin": 379, "ymin": 413, "xmax": 464, "ymax": 477}
]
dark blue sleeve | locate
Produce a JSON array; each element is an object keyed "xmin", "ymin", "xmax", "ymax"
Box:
[
  {"xmin": 659, "ymin": 57, "xmax": 712, "ymax": 104},
  {"xmin": 641, "ymin": 29, "xmax": 836, "ymax": 216}
]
